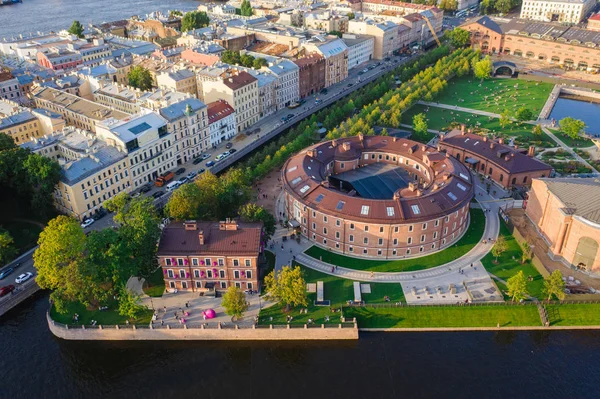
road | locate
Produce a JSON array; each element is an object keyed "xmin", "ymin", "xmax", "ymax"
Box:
[{"xmin": 0, "ymin": 53, "xmax": 417, "ymax": 315}]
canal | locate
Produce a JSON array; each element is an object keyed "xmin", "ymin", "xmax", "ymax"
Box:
[{"xmin": 549, "ymin": 97, "xmax": 600, "ymax": 136}]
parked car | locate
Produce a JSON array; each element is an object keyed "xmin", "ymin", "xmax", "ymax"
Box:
[
  {"xmin": 93, "ymin": 208, "xmax": 107, "ymax": 220},
  {"xmin": 0, "ymin": 267, "xmax": 15, "ymax": 280},
  {"xmin": 178, "ymin": 177, "xmax": 189, "ymax": 185},
  {"xmin": 358, "ymin": 71, "xmax": 364, "ymax": 76},
  {"xmin": 0, "ymin": 285, "xmax": 15, "ymax": 297},
  {"xmin": 320, "ymin": 88, "xmax": 328, "ymax": 94},
  {"xmin": 80, "ymin": 218, "xmax": 95, "ymax": 229},
  {"xmin": 192, "ymin": 157, "xmax": 203, "ymax": 165},
  {"xmin": 186, "ymin": 171, "xmax": 197, "ymax": 180},
  {"xmin": 315, "ymin": 99, "xmax": 322, "ymax": 105},
  {"xmin": 347, "ymin": 83, "xmax": 353, "ymax": 87},
  {"xmin": 287, "ymin": 114, "xmax": 294, "ymax": 119},
  {"xmin": 152, "ymin": 191, "xmax": 165, "ymax": 199},
  {"xmin": 198, "ymin": 168, "xmax": 206, "ymax": 174},
  {"xmin": 362, "ymin": 68, "xmax": 369, "ymax": 73},
  {"xmin": 225, "ymin": 142, "xmax": 233, "ymax": 149},
  {"xmin": 15, "ymin": 272, "xmax": 33, "ymax": 284},
  {"xmin": 175, "ymin": 168, "xmax": 186, "ymax": 175},
  {"xmin": 201, "ymin": 153, "xmax": 211, "ymax": 160},
  {"xmin": 165, "ymin": 181, "xmax": 181, "ymax": 192},
  {"xmin": 206, "ymin": 161, "xmax": 215, "ymax": 167},
  {"xmin": 140, "ymin": 185, "xmax": 152, "ymax": 194},
  {"xmin": 229, "ymin": 148, "xmax": 237, "ymax": 154}
]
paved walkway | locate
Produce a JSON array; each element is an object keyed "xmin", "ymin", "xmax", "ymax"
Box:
[{"xmin": 418, "ymin": 101, "xmax": 502, "ymax": 118}]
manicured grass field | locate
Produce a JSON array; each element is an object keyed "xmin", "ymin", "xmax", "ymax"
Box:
[
  {"xmin": 258, "ymin": 265, "xmax": 405, "ymax": 325},
  {"xmin": 436, "ymin": 76, "xmax": 554, "ymax": 117},
  {"xmin": 345, "ymin": 304, "xmax": 542, "ymax": 328},
  {"xmin": 480, "ymin": 221, "xmax": 544, "ymax": 299},
  {"xmin": 546, "ymin": 303, "xmax": 600, "ymax": 326},
  {"xmin": 548, "ymin": 128, "xmax": 592, "ymax": 148},
  {"xmin": 143, "ymin": 267, "xmax": 165, "ymax": 297},
  {"xmin": 401, "ymin": 105, "xmax": 555, "ymax": 148},
  {"xmin": 304, "ymin": 209, "xmax": 485, "ymax": 273},
  {"xmin": 50, "ymin": 299, "xmax": 153, "ymax": 326}
]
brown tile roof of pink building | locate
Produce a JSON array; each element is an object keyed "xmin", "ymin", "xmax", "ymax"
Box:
[
  {"xmin": 222, "ymin": 71, "xmax": 257, "ymax": 90},
  {"xmin": 157, "ymin": 221, "xmax": 263, "ymax": 256}
]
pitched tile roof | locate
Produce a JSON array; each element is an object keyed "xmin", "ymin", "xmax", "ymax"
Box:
[{"xmin": 541, "ymin": 178, "xmax": 600, "ymax": 224}]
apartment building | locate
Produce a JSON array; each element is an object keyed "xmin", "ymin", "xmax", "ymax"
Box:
[
  {"xmin": 0, "ymin": 109, "xmax": 41, "ymax": 145},
  {"xmin": 156, "ymin": 69, "xmax": 198, "ymax": 97},
  {"xmin": 304, "ymin": 12, "xmax": 349, "ymax": 33},
  {"xmin": 207, "ymin": 100, "xmax": 237, "ymax": 147},
  {"xmin": 293, "ymin": 53, "xmax": 326, "ymax": 98},
  {"xmin": 303, "ymin": 37, "xmax": 349, "ymax": 87},
  {"xmin": 348, "ymin": 20, "xmax": 398, "ymax": 59},
  {"xmin": 202, "ymin": 71, "xmax": 259, "ymax": 133},
  {"xmin": 32, "ymin": 86, "xmax": 130, "ymax": 132},
  {"xmin": 93, "ymin": 83, "xmax": 151, "ymax": 114},
  {"xmin": 159, "ymin": 98, "xmax": 210, "ymax": 165},
  {"xmin": 21, "ymin": 127, "xmax": 132, "ymax": 220},
  {"xmin": 342, "ymin": 34, "xmax": 375, "ymax": 69},
  {"xmin": 520, "ymin": 0, "xmax": 595, "ymax": 23},
  {"xmin": 158, "ymin": 219, "xmax": 263, "ymax": 293},
  {"xmin": 0, "ymin": 71, "xmax": 23, "ymax": 102},
  {"xmin": 95, "ymin": 111, "xmax": 175, "ymax": 189}
]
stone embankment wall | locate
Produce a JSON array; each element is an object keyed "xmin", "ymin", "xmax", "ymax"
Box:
[{"xmin": 47, "ymin": 313, "xmax": 359, "ymax": 341}]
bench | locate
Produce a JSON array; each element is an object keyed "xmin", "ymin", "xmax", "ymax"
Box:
[
  {"xmin": 353, "ymin": 282, "xmax": 362, "ymax": 303},
  {"xmin": 313, "ymin": 281, "xmax": 330, "ymax": 306}
]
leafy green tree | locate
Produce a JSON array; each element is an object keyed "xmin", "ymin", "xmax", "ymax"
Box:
[
  {"xmin": 181, "ymin": 11, "xmax": 210, "ymax": 32},
  {"xmin": 117, "ymin": 286, "xmax": 146, "ymax": 319},
  {"xmin": 68, "ymin": 20, "xmax": 85, "ymax": 38},
  {"xmin": 34, "ymin": 216, "xmax": 89, "ymax": 313},
  {"xmin": 222, "ymin": 286, "xmax": 249, "ymax": 320},
  {"xmin": 506, "ymin": 270, "xmax": 529, "ymax": 302},
  {"xmin": 23, "ymin": 153, "xmax": 61, "ymax": 217},
  {"xmin": 240, "ymin": 0, "xmax": 253, "ymax": 16},
  {"xmin": 104, "ymin": 193, "xmax": 161, "ymax": 276},
  {"xmin": 347, "ymin": 12, "xmax": 355, "ymax": 20},
  {"xmin": 238, "ymin": 203, "xmax": 276, "ymax": 241},
  {"xmin": 0, "ymin": 230, "xmax": 17, "ymax": 265},
  {"xmin": 127, "ymin": 66, "xmax": 153, "ymax": 91},
  {"xmin": 491, "ymin": 235, "xmax": 507, "ymax": 262},
  {"xmin": 447, "ymin": 27, "xmax": 469, "ymax": 47},
  {"xmin": 496, "ymin": 0, "xmax": 515, "ymax": 14},
  {"xmin": 169, "ymin": 10, "xmax": 183, "ymax": 17},
  {"xmin": 559, "ymin": 117, "xmax": 586, "ymax": 139},
  {"xmin": 542, "ymin": 270, "xmax": 566, "ymax": 301},
  {"xmin": 240, "ymin": 53, "xmax": 255, "ymax": 68},
  {"xmin": 532, "ymin": 124, "xmax": 543, "ymax": 137},
  {"xmin": 515, "ymin": 107, "xmax": 533, "ymax": 122},
  {"xmin": 412, "ymin": 113, "xmax": 428, "ymax": 141},
  {"xmin": 252, "ymin": 57, "xmax": 267, "ymax": 69},
  {"xmin": 520, "ymin": 240, "xmax": 533, "ymax": 264},
  {"xmin": 264, "ymin": 265, "xmax": 308, "ymax": 311},
  {"xmin": 499, "ymin": 109, "xmax": 511, "ymax": 128},
  {"xmin": 472, "ymin": 55, "xmax": 493, "ymax": 80},
  {"xmin": 329, "ymin": 31, "xmax": 343, "ymax": 38},
  {"xmin": 166, "ymin": 183, "xmax": 202, "ymax": 220},
  {"xmin": 0, "ymin": 133, "xmax": 15, "ymax": 151}
]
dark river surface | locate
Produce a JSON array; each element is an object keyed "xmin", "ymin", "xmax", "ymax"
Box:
[
  {"xmin": 2, "ymin": 292, "xmax": 600, "ymax": 399},
  {"xmin": 549, "ymin": 97, "xmax": 600, "ymax": 136},
  {"xmin": 0, "ymin": 0, "xmax": 207, "ymax": 38}
]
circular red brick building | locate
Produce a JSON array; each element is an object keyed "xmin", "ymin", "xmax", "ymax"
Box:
[{"xmin": 282, "ymin": 134, "xmax": 475, "ymax": 259}]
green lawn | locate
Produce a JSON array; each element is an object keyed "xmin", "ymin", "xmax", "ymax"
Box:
[
  {"xmin": 436, "ymin": 76, "xmax": 554, "ymax": 117},
  {"xmin": 548, "ymin": 128, "xmax": 592, "ymax": 148},
  {"xmin": 546, "ymin": 303, "xmax": 600, "ymax": 326},
  {"xmin": 142, "ymin": 267, "xmax": 165, "ymax": 297},
  {"xmin": 258, "ymin": 264, "xmax": 405, "ymax": 325},
  {"xmin": 401, "ymin": 104, "xmax": 555, "ymax": 148},
  {"xmin": 546, "ymin": 160, "xmax": 593, "ymax": 175},
  {"xmin": 50, "ymin": 299, "xmax": 153, "ymax": 325},
  {"xmin": 304, "ymin": 208, "xmax": 485, "ymax": 273},
  {"xmin": 345, "ymin": 304, "xmax": 542, "ymax": 328},
  {"xmin": 480, "ymin": 220, "xmax": 544, "ymax": 299}
]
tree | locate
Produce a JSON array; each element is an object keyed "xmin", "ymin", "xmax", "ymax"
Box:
[
  {"xmin": 439, "ymin": 0, "xmax": 458, "ymax": 11},
  {"xmin": 23, "ymin": 153, "xmax": 61, "ymax": 218},
  {"xmin": 240, "ymin": 0, "xmax": 254, "ymax": 16},
  {"xmin": 412, "ymin": 113, "xmax": 428, "ymax": 141},
  {"xmin": 496, "ymin": 0, "xmax": 515, "ymax": 14},
  {"xmin": 0, "ymin": 230, "xmax": 17, "ymax": 265},
  {"xmin": 499, "ymin": 109, "xmax": 511, "ymax": 129},
  {"xmin": 506, "ymin": 270, "xmax": 529, "ymax": 302},
  {"xmin": 68, "ymin": 20, "xmax": 84, "ymax": 38},
  {"xmin": 515, "ymin": 107, "xmax": 533, "ymax": 122},
  {"xmin": 127, "ymin": 66, "xmax": 153, "ymax": 91},
  {"xmin": 532, "ymin": 124, "xmax": 543, "ymax": 137},
  {"xmin": 117, "ymin": 286, "xmax": 146, "ymax": 319},
  {"xmin": 33, "ymin": 216, "xmax": 89, "ymax": 313},
  {"xmin": 329, "ymin": 31, "xmax": 343, "ymax": 38},
  {"xmin": 263, "ymin": 265, "xmax": 307, "ymax": 311},
  {"xmin": 347, "ymin": 12, "xmax": 355, "ymax": 20},
  {"xmin": 169, "ymin": 10, "xmax": 183, "ymax": 17},
  {"xmin": 472, "ymin": 55, "xmax": 493, "ymax": 80},
  {"xmin": 520, "ymin": 240, "xmax": 533, "ymax": 264},
  {"xmin": 447, "ymin": 27, "xmax": 469, "ymax": 47},
  {"xmin": 0, "ymin": 133, "xmax": 15, "ymax": 152},
  {"xmin": 181, "ymin": 11, "xmax": 210, "ymax": 32},
  {"xmin": 542, "ymin": 270, "xmax": 566, "ymax": 301},
  {"xmin": 252, "ymin": 57, "xmax": 267, "ymax": 69},
  {"xmin": 491, "ymin": 235, "xmax": 507, "ymax": 262},
  {"xmin": 166, "ymin": 183, "xmax": 202, "ymax": 220},
  {"xmin": 238, "ymin": 203, "xmax": 276, "ymax": 241},
  {"xmin": 559, "ymin": 117, "xmax": 586, "ymax": 139},
  {"xmin": 222, "ymin": 286, "xmax": 249, "ymax": 320}
]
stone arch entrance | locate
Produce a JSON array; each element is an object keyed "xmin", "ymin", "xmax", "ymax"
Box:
[
  {"xmin": 493, "ymin": 61, "xmax": 516, "ymax": 77},
  {"xmin": 572, "ymin": 237, "xmax": 598, "ymax": 271}
]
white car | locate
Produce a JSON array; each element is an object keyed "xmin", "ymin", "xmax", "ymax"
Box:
[
  {"xmin": 80, "ymin": 218, "xmax": 95, "ymax": 229},
  {"xmin": 15, "ymin": 272, "xmax": 33, "ymax": 284}
]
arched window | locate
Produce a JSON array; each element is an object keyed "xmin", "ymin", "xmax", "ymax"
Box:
[
  {"xmin": 514, "ymin": 50, "xmax": 523, "ymax": 57},
  {"xmin": 488, "ymin": 167, "xmax": 493, "ymax": 175},
  {"xmin": 512, "ymin": 177, "xmax": 516, "ymax": 185},
  {"xmin": 499, "ymin": 174, "xmax": 504, "ymax": 182},
  {"xmin": 523, "ymin": 176, "xmax": 528, "ymax": 183},
  {"xmin": 551, "ymin": 56, "xmax": 560, "ymax": 63},
  {"xmin": 526, "ymin": 51, "xmax": 535, "ymax": 58}
]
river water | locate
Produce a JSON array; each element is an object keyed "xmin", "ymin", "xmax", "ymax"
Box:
[
  {"xmin": 2, "ymin": 292, "xmax": 600, "ymax": 399},
  {"xmin": 549, "ymin": 97, "xmax": 600, "ymax": 136},
  {"xmin": 0, "ymin": 0, "xmax": 206, "ymax": 39}
]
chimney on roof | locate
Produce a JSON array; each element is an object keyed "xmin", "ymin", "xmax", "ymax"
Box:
[
  {"xmin": 498, "ymin": 137, "xmax": 504, "ymax": 144},
  {"xmin": 505, "ymin": 155, "xmax": 510, "ymax": 161},
  {"xmin": 358, "ymin": 133, "xmax": 364, "ymax": 142},
  {"xmin": 393, "ymin": 137, "xmax": 398, "ymax": 142},
  {"xmin": 490, "ymin": 142, "xmax": 495, "ymax": 149},
  {"xmin": 461, "ymin": 124, "xmax": 466, "ymax": 135},
  {"xmin": 198, "ymin": 230, "xmax": 205, "ymax": 245},
  {"xmin": 342, "ymin": 142, "xmax": 351, "ymax": 151},
  {"xmin": 483, "ymin": 136, "xmax": 487, "ymax": 142},
  {"xmin": 331, "ymin": 140, "xmax": 337, "ymax": 147},
  {"xmin": 184, "ymin": 220, "xmax": 197, "ymax": 230},
  {"xmin": 220, "ymin": 218, "xmax": 238, "ymax": 231},
  {"xmin": 408, "ymin": 182, "xmax": 417, "ymax": 192},
  {"xmin": 528, "ymin": 146, "xmax": 535, "ymax": 157}
]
